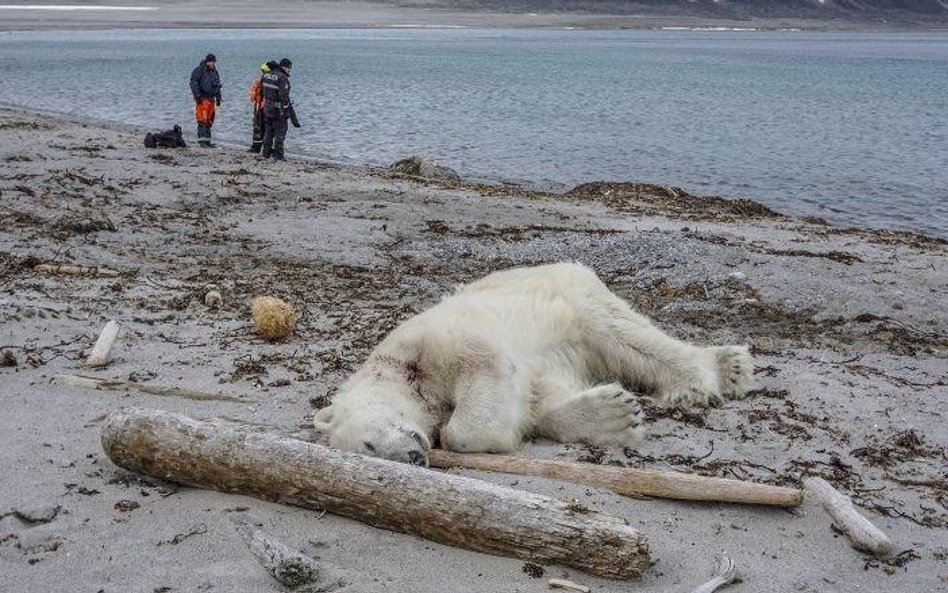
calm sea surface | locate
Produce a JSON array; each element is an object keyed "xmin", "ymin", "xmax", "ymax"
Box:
[{"xmin": 0, "ymin": 28, "xmax": 945, "ymax": 237}]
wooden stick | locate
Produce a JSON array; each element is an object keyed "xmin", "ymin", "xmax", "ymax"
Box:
[
  {"xmin": 34, "ymin": 263, "xmax": 120, "ymax": 277},
  {"xmin": 804, "ymin": 477, "xmax": 893, "ymax": 556},
  {"xmin": 231, "ymin": 519, "xmax": 323, "ymax": 588},
  {"xmin": 87, "ymin": 320, "xmax": 121, "ymax": 367},
  {"xmin": 690, "ymin": 555, "xmax": 741, "ymax": 593},
  {"xmin": 428, "ymin": 450, "xmax": 803, "ymax": 507},
  {"xmin": 101, "ymin": 408, "xmax": 650, "ymax": 579},
  {"xmin": 53, "ymin": 374, "xmax": 252, "ymax": 403},
  {"xmin": 548, "ymin": 578, "xmax": 591, "ymax": 592}
]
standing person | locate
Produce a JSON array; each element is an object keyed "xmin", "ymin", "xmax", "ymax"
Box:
[
  {"xmin": 189, "ymin": 53, "xmax": 222, "ymax": 148},
  {"xmin": 260, "ymin": 58, "xmax": 299, "ymax": 161},
  {"xmin": 248, "ymin": 61, "xmax": 276, "ymax": 153}
]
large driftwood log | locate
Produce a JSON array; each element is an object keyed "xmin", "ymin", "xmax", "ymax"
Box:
[
  {"xmin": 429, "ymin": 450, "xmax": 803, "ymax": 507},
  {"xmin": 804, "ymin": 477, "xmax": 893, "ymax": 556},
  {"xmin": 101, "ymin": 408, "xmax": 650, "ymax": 578}
]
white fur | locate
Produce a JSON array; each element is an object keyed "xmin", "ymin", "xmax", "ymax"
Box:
[{"xmin": 314, "ymin": 262, "xmax": 753, "ymax": 463}]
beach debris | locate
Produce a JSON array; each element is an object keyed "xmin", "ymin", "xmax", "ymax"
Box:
[
  {"xmin": 390, "ymin": 154, "xmax": 461, "ymax": 182},
  {"xmin": 689, "ymin": 555, "xmax": 741, "ymax": 593},
  {"xmin": 114, "ymin": 500, "xmax": 140, "ymax": 512},
  {"xmin": 158, "ymin": 523, "xmax": 207, "ymax": 547},
  {"xmin": 1, "ymin": 350, "xmax": 16, "ymax": 367},
  {"xmin": 204, "ymin": 284, "xmax": 223, "ymax": 309},
  {"xmin": 34, "ymin": 263, "xmax": 120, "ymax": 277},
  {"xmin": 427, "ymin": 450, "xmax": 803, "ymax": 507},
  {"xmin": 548, "ymin": 578, "xmax": 591, "ymax": 592},
  {"xmin": 804, "ymin": 477, "xmax": 893, "ymax": 556},
  {"xmin": 726, "ymin": 271, "xmax": 747, "ymax": 282},
  {"xmin": 522, "ymin": 562, "xmax": 545, "ymax": 578},
  {"xmin": 251, "ymin": 296, "xmax": 296, "ymax": 341},
  {"xmin": 101, "ymin": 407, "xmax": 651, "ymax": 578},
  {"xmin": 53, "ymin": 214, "xmax": 115, "ymax": 235},
  {"xmin": 232, "ymin": 519, "xmax": 322, "ymax": 589},
  {"xmin": 86, "ymin": 320, "xmax": 121, "ymax": 368},
  {"xmin": 53, "ymin": 374, "xmax": 252, "ymax": 403},
  {"xmin": 566, "ymin": 181, "xmax": 780, "ymax": 220},
  {"xmin": 1, "ymin": 504, "xmax": 61, "ymax": 524}
]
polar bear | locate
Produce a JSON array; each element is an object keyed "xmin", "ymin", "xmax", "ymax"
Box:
[{"xmin": 314, "ymin": 262, "xmax": 753, "ymax": 465}]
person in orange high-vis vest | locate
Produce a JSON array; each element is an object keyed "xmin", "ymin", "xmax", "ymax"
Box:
[
  {"xmin": 248, "ymin": 61, "xmax": 275, "ymax": 153},
  {"xmin": 189, "ymin": 53, "xmax": 222, "ymax": 147}
]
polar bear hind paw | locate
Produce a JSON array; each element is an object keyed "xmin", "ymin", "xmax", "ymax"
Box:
[{"xmin": 710, "ymin": 345, "xmax": 753, "ymax": 399}]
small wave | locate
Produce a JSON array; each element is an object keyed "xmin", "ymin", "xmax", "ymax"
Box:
[
  {"xmin": 388, "ymin": 24, "xmax": 467, "ymax": 29},
  {"xmin": 0, "ymin": 4, "xmax": 157, "ymax": 10}
]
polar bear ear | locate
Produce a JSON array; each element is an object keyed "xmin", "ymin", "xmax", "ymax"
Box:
[{"xmin": 313, "ymin": 406, "xmax": 336, "ymax": 431}]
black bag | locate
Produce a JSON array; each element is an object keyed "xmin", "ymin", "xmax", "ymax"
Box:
[{"xmin": 144, "ymin": 125, "xmax": 187, "ymax": 149}]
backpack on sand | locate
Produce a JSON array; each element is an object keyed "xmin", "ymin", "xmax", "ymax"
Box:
[{"xmin": 144, "ymin": 125, "xmax": 187, "ymax": 149}]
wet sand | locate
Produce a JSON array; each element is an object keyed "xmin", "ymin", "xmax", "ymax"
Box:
[{"xmin": 1, "ymin": 109, "xmax": 946, "ymax": 592}]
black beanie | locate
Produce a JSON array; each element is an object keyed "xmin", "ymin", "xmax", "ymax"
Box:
[
  {"xmin": 205, "ymin": 53, "xmax": 217, "ymax": 63},
  {"xmin": 279, "ymin": 58, "xmax": 292, "ymax": 68}
]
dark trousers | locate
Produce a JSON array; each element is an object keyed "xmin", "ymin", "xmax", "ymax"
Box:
[
  {"xmin": 250, "ymin": 106, "xmax": 264, "ymax": 153},
  {"xmin": 261, "ymin": 112, "xmax": 289, "ymax": 160}
]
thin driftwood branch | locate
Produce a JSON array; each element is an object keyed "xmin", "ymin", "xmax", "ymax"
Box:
[
  {"xmin": 232, "ymin": 519, "xmax": 323, "ymax": 589},
  {"xmin": 87, "ymin": 320, "xmax": 121, "ymax": 367},
  {"xmin": 101, "ymin": 408, "xmax": 650, "ymax": 579},
  {"xmin": 548, "ymin": 578, "xmax": 591, "ymax": 592},
  {"xmin": 690, "ymin": 555, "xmax": 741, "ymax": 593},
  {"xmin": 804, "ymin": 477, "xmax": 893, "ymax": 556},
  {"xmin": 428, "ymin": 450, "xmax": 803, "ymax": 507},
  {"xmin": 34, "ymin": 263, "xmax": 120, "ymax": 277},
  {"xmin": 53, "ymin": 374, "xmax": 252, "ymax": 403}
]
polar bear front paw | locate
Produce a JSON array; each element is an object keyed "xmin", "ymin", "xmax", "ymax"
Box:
[
  {"xmin": 709, "ymin": 345, "xmax": 753, "ymax": 399},
  {"xmin": 540, "ymin": 383, "xmax": 645, "ymax": 448},
  {"xmin": 656, "ymin": 382, "xmax": 720, "ymax": 407}
]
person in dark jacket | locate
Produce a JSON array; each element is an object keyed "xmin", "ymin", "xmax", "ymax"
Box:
[
  {"xmin": 189, "ymin": 53, "xmax": 222, "ymax": 148},
  {"xmin": 248, "ymin": 61, "xmax": 276, "ymax": 154},
  {"xmin": 260, "ymin": 58, "xmax": 299, "ymax": 161}
]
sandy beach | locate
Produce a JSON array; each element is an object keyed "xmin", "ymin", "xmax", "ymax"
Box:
[{"xmin": 0, "ymin": 108, "xmax": 946, "ymax": 592}]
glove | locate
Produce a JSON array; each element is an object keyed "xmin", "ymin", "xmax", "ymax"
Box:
[{"xmin": 216, "ymin": 96, "xmax": 222, "ymax": 106}]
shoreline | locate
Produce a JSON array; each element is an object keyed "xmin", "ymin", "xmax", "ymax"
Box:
[{"xmin": 3, "ymin": 103, "xmax": 944, "ymax": 246}]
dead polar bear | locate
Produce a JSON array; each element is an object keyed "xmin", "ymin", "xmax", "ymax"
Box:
[{"xmin": 314, "ymin": 262, "xmax": 753, "ymax": 465}]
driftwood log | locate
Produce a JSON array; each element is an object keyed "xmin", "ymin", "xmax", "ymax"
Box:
[
  {"xmin": 804, "ymin": 477, "xmax": 893, "ymax": 556},
  {"xmin": 429, "ymin": 450, "xmax": 803, "ymax": 507},
  {"xmin": 101, "ymin": 408, "xmax": 650, "ymax": 578}
]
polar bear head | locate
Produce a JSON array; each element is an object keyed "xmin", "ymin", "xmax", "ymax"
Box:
[{"xmin": 313, "ymin": 384, "xmax": 432, "ymax": 466}]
